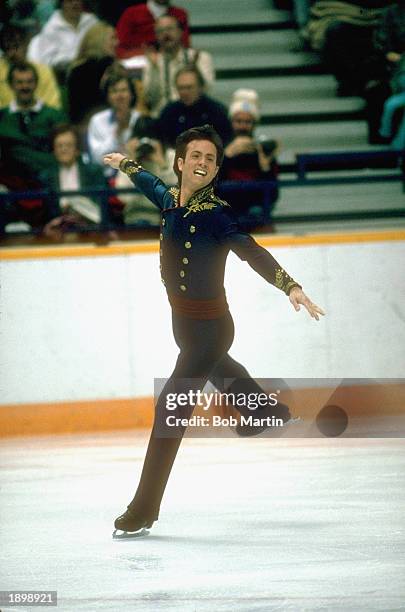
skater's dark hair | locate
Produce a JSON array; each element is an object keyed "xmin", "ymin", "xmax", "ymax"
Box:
[{"xmin": 173, "ymin": 124, "xmax": 224, "ymax": 183}]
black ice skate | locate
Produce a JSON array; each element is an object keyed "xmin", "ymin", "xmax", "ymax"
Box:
[{"xmin": 112, "ymin": 507, "xmax": 154, "ymax": 539}]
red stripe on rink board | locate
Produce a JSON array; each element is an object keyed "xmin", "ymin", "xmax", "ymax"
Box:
[
  {"xmin": 0, "ymin": 384, "xmax": 404, "ymax": 438},
  {"xmin": 1, "ymin": 230, "xmax": 405, "ymax": 260}
]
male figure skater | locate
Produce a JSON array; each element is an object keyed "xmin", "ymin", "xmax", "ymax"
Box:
[{"xmin": 104, "ymin": 125, "xmax": 325, "ymax": 538}]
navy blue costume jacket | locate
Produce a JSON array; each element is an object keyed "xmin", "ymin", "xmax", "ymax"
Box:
[{"xmin": 120, "ymin": 158, "xmax": 301, "ymax": 313}]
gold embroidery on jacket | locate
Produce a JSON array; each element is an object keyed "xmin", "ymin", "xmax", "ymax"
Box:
[
  {"xmin": 168, "ymin": 186, "xmax": 180, "ymax": 206},
  {"xmin": 182, "ymin": 184, "xmax": 230, "ymax": 217},
  {"xmin": 275, "ymin": 268, "xmax": 285, "ymax": 290},
  {"xmin": 183, "ymin": 201, "xmax": 217, "ymax": 217}
]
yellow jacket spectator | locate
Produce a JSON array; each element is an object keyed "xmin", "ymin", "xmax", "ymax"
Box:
[{"xmin": 0, "ymin": 24, "xmax": 61, "ymax": 110}]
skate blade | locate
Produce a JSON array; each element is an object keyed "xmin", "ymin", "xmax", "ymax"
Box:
[
  {"xmin": 286, "ymin": 416, "xmax": 302, "ymax": 425},
  {"xmin": 112, "ymin": 528, "xmax": 150, "ymax": 540}
]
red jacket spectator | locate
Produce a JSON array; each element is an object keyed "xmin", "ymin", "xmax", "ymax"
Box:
[{"xmin": 116, "ymin": 1, "xmax": 190, "ymax": 58}]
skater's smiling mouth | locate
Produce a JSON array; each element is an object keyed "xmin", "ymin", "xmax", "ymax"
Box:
[{"xmin": 194, "ymin": 169, "xmax": 207, "ymax": 176}]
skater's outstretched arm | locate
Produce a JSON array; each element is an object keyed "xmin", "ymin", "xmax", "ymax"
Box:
[
  {"xmin": 103, "ymin": 152, "xmax": 173, "ymax": 210},
  {"xmin": 215, "ymin": 207, "xmax": 325, "ymax": 320}
]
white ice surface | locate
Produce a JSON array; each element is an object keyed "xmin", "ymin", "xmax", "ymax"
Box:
[{"xmin": 1, "ymin": 433, "xmax": 404, "ymax": 611}]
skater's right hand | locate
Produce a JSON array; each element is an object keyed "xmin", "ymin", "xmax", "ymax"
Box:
[
  {"xmin": 289, "ymin": 287, "xmax": 325, "ymax": 321},
  {"xmin": 103, "ymin": 152, "xmax": 126, "ymax": 170}
]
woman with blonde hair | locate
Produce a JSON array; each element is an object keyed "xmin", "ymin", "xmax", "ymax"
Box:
[
  {"xmin": 74, "ymin": 21, "xmax": 117, "ymax": 64},
  {"xmin": 67, "ymin": 21, "xmax": 121, "ymax": 124}
]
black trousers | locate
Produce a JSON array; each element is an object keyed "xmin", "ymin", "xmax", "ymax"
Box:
[{"xmin": 127, "ymin": 310, "xmax": 268, "ymax": 521}]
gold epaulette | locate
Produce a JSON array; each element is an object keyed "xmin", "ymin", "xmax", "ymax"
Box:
[{"xmin": 211, "ymin": 193, "xmax": 231, "ymax": 208}]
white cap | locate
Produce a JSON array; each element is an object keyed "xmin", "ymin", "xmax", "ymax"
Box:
[{"xmin": 229, "ymin": 88, "xmax": 260, "ymax": 120}]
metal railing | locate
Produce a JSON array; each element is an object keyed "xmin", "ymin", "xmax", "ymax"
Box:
[{"xmin": 1, "ymin": 156, "xmax": 404, "ymax": 237}]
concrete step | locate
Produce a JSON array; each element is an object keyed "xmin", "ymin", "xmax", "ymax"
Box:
[
  {"xmin": 275, "ymin": 180, "xmax": 405, "ymax": 216},
  {"xmin": 255, "ymin": 121, "xmax": 373, "ymax": 160},
  {"xmin": 212, "ymin": 75, "xmax": 364, "ymax": 117},
  {"xmin": 272, "ymin": 178, "xmax": 405, "ymax": 233},
  {"xmin": 194, "ymin": 30, "xmax": 320, "ymax": 71},
  {"xmin": 175, "ymin": 0, "xmax": 290, "ymax": 27},
  {"xmin": 273, "ymin": 217, "xmax": 405, "ymax": 234}
]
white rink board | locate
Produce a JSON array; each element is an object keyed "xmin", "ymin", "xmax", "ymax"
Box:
[{"xmin": 1, "ymin": 240, "xmax": 404, "ymax": 404}]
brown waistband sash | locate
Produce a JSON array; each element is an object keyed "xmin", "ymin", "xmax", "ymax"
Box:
[{"xmin": 167, "ymin": 293, "xmax": 229, "ymax": 319}]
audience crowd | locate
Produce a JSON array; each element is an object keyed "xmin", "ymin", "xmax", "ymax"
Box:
[{"xmin": 0, "ymin": 0, "xmax": 404, "ymax": 236}]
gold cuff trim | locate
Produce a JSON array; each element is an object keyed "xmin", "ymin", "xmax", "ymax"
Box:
[
  {"xmin": 119, "ymin": 158, "xmax": 142, "ymax": 176},
  {"xmin": 275, "ymin": 267, "xmax": 302, "ymax": 295}
]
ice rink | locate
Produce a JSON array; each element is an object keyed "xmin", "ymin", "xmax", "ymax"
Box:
[{"xmin": 1, "ymin": 432, "xmax": 404, "ymax": 611}]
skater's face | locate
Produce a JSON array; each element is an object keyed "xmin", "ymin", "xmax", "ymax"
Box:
[{"xmin": 177, "ymin": 139, "xmax": 219, "ymax": 191}]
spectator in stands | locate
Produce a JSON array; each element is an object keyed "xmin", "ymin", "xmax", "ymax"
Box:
[
  {"xmin": 87, "ymin": 71, "xmax": 142, "ymax": 174},
  {"xmin": 291, "ymin": 0, "xmax": 313, "ymax": 51},
  {"xmin": 158, "ymin": 66, "xmax": 232, "ymax": 148},
  {"xmin": 219, "ymin": 89, "xmax": 279, "ymax": 227},
  {"xmin": 221, "ymin": 89, "xmax": 278, "ymax": 182},
  {"xmin": 27, "ymin": 0, "xmax": 99, "ymax": 82},
  {"xmin": 41, "ymin": 124, "xmax": 108, "ymax": 238},
  {"xmin": 307, "ymin": 1, "xmax": 388, "ymax": 97},
  {"xmin": 364, "ymin": 2, "xmax": 405, "ymax": 143},
  {"xmin": 115, "ymin": 135, "xmax": 176, "ymax": 225},
  {"xmin": 116, "ymin": 0, "xmax": 190, "ymax": 58},
  {"xmin": 376, "ymin": 2, "xmax": 405, "ymax": 146},
  {"xmin": 95, "ymin": 1, "xmax": 136, "ymax": 27},
  {"xmin": 142, "ymin": 15, "xmax": 214, "ymax": 116},
  {"xmin": 379, "ymin": 90, "xmax": 405, "ymax": 148},
  {"xmin": 0, "ymin": 62, "xmax": 66, "ymax": 191},
  {"xmin": 374, "ymin": 0, "xmax": 405, "ymax": 82},
  {"xmin": 67, "ymin": 21, "xmax": 119, "ymax": 125},
  {"xmin": 33, "ymin": 0, "xmax": 58, "ymax": 27},
  {"xmin": 0, "ymin": 23, "xmax": 61, "ymax": 110}
]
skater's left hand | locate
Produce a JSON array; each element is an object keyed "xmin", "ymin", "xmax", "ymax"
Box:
[{"xmin": 289, "ymin": 287, "xmax": 325, "ymax": 321}]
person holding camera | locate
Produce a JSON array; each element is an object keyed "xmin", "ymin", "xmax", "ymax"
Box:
[{"xmin": 220, "ymin": 89, "xmax": 279, "ymax": 226}]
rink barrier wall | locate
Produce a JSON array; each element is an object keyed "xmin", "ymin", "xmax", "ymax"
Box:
[
  {"xmin": 0, "ymin": 382, "xmax": 404, "ymax": 437},
  {"xmin": 1, "ymin": 228, "xmax": 405, "ymax": 437},
  {"xmin": 1, "ymin": 228, "xmax": 405, "ymax": 260}
]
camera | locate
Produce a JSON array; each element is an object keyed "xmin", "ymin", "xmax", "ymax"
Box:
[{"xmin": 258, "ymin": 138, "xmax": 277, "ymax": 156}]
